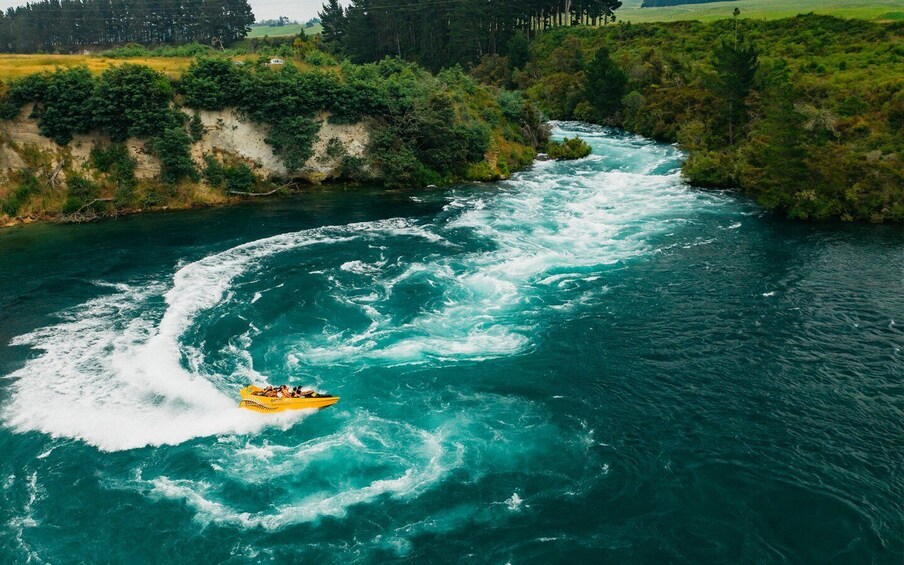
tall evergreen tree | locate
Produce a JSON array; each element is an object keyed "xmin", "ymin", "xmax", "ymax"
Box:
[
  {"xmin": 711, "ymin": 36, "xmax": 759, "ymax": 145},
  {"xmin": 585, "ymin": 48, "xmax": 627, "ymax": 121},
  {"xmin": 754, "ymin": 72, "xmax": 809, "ymax": 207},
  {"xmin": 507, "ymin": 32, "xmax": 530, "ymax": 70},
  {"xmin": 319, "ymin": 0, "xmax": 346, "ymax": 47},
  {"xmin": 344, "ymin": 0, "xmax": 377, "ymax": 63}
]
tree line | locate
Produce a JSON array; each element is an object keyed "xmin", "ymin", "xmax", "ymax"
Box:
[
  {"xmin": 319, "ymin": 0, "xmax": 623, "ymax": 69},
  {"xmin": 0, "ymin": 0, "xmax": 254, "ymax": 53}
]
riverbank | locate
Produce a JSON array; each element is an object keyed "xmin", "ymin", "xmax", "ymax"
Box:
[
  {"xmin": 0, "ymin": 57, "xmax": 546, "ymax": 227},
  {"xmin": 497, "ymin": 14, "xmax": 904, "ymax": 222}
]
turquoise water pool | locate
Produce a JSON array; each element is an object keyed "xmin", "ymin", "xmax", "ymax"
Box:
[{"xmin": 1, "ymin": 124, "xmax": 901, "ymax": 562}]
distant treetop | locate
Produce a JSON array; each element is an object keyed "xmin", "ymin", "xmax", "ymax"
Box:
[{"xmin": 0, "ymin": 0, "xmax": 255, "ymax": 53}]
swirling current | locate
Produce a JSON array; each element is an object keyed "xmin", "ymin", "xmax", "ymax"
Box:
[{"xmin": 0, "ymin": 123, "xmax": 901, "ymax": 563}]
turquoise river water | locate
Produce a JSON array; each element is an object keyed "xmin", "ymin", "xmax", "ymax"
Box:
[{"xmin": 0, "ymin": 124, "xmax": 901, "ymax": 563}]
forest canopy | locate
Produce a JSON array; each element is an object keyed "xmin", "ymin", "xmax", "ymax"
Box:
[{"xmin": 319, "ymin": 0, "xmax": 623, "ymax": 69}]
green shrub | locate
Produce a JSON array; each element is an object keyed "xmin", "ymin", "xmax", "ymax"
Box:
[
  {"xmin": 202, "ymin": 155, "xmax": 226, "ymax": 187},
  {"xmin": 90, "ymin": 143, "xmax": 137, "ymax": 206},
  {"xmin": 265, "ymin": 116, "xmax": 321, "ymax": 170},
  {"xmin": 0, "ymin": 73, "xmax": 51, "ymax": 119},
  {"xmin": 152, "ymin": 127, "xmax": 197, "ymax": 183},
  {"xmin": 35, "ymin": 67, "xmax": 96, "ymax": 145},
  {"xmin": 102, "ymin": 43, "xmax": 221, "ymax": 59},
  {"xmin": 338, "ymin": 154, "xmax": 367, "ymax": 181},
  {"xmin": 546, "ymin": 137, "xmax": 592, "ymax": 160},
  {"xmin": 370, "ymin": 129, "xmax": 439, "ymax": 188},
  {"xmin": 189, "ymin": 113, "xmax": 205, "ymax": 141},
  {"xmin": 325, "ymin": 137, "xmax": 346, "ymax": 158},
  {"xmin": 0, "ymin": 169, "xmax": 42, "ymax": 216},
  {"xmin": 66, "ymin": 173, "xmax": 99, "ymax": 201},
  {"xmin": 682, "ymin": 150, "xmax": 737, "ymax": 188},
  {"xmin": 93, "ymin": 64, "xmax": 176, "ymax": 141},
  {"xmin": 305, "ymin": 50, "xmax": 337, "ymax": 67},
  {"xmin": 497, "ymin": 90, "xmax": 525, "ymax": 121},
  {"xmin": 179, "ymin": 58, "xmax": 243, "ymax": 110},
  {"xmin": 224, "ymin": 164, "xmax": 256, "ymax": 192}
]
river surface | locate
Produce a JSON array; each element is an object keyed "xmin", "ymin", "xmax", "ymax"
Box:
[{"xmin": 0, "ymin": 123, "xmax": 901, "ymax": 563}]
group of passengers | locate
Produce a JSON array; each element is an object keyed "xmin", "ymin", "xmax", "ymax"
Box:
[{"xmin": 254, "ymin": 385, "xmax": 316, "ymax": 399}]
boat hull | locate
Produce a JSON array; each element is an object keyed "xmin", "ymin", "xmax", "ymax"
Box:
[{"xmin": 239, "ymin": 385, "xmax": 340, "ymax": 413}]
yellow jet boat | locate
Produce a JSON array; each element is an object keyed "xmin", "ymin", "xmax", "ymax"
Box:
[{"xmin": 239, "ymin": 385, "xmax": 340, "ymax": 413}]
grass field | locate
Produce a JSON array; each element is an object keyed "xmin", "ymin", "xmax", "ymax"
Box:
[
  {"xmin": 247, "ymin": 23, "xmax": 323, "ymax": 38},
  {"xmin": 616, "ymin": 0, "xmax": 904, "ymax": 22},
  {"xmin": 0, "ymin": 55, "xmax": 193, "ymax": 80}
]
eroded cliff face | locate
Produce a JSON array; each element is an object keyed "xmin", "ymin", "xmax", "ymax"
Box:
[
  {"xmin": 0, "ymin": 106, "xmax": 370, "ymax": 184},
  {"xmin": 0, "ymin": 105, "xmax": 160, "ymax": 179},
  {"xmin": 191, "ymin": 110, "xmax": 369, "ymax": 181}
]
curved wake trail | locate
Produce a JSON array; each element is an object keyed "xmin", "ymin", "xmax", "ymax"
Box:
[
  {"xmin": 2, "ymin": 123, "xmax": 738, "ymax": 535},
  {"xmin": 1, "ymin": 219, "xmax": 439, "ymax": 451}
]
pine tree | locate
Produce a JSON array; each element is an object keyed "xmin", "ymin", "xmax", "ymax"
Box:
[
  {"xmin": 755, "ymin": 74, "xmax": 808, "ymax": 207},
  {"xmin": 585, "ymin": 48, "xmax": 627, "ymax": 121},
  {"xmin": 319, "ymin": 0, "xmax": 346, "ymax": 47},
  {"xmin": 507, "ymin": 32, "xmax": 530, "ymax": 70},
  {"xmin": 344, "ymin": 1, "xmax": 377, "ymax": 63},
  {"xmin": 711, "ymin": 36, "xmax": 758, "ymax": 145}
]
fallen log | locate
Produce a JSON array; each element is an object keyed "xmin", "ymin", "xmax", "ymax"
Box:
[
  {"xmin": 227, "ymin": 184, "xmax": 291, "ymax": 197},
  {"xmin": 76, "ymin": 198, "xmax": 113, "ymax": 214}
]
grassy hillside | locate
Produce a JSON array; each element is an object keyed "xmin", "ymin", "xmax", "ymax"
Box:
[
  {"xmin": 0, "ymin": 55, "xmax": 193, "ymax": 80},
  {"xmin": 617, "ymin": 0, "xmax": 904, "ymax": 23},
  {"xmin": 247, "ymin": 23, "xmax": 323, "ymax": 38}
]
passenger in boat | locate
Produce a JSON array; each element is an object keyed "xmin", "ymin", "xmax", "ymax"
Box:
[{"xmin": 253, "ymin": 384, "xmax": 319, "ymax": 398}]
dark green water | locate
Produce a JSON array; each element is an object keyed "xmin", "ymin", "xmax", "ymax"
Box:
[{"xmin": 0, "ymin": 124, "xmax": 901, "ymax": 563}]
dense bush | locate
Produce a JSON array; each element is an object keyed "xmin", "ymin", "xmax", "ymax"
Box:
[
  {"xmin": 0, "ymin": 68, "xmax": 95, "ymax": 144},
  {"xmin": 101, "ymin": 43, "xmax": 225, "ymax": 59},
  {"xmin": 224, "ymin": 163, "xmax": 256, "ymax": 192},
  {"xmin": 547, "ymin": 137, "xmax": 592, "ymax": 160},
  {"xmin": 93, "ymin": 64, "xmax": 177, "ymax": 141},
  {"xmin": 94, "ymin": 143, "xmax": 139, "ymax": 206},
  {"xmin": 265, "ymin": 116, "xmax": 322, "ymax": 170},
  {"xmin": 35, "ymin": 68, "xmax": 96, "ymax": 144},
  {"xmin": 0, "ymin": 54, "xmax": 544, "ymax": 219},
  {"xmin": 0, "ymin": 73, "xmax": 50, "ymax": 119},
  {"xmin": 202, "ymin": 155, "xmax": 226, "ymax": 187},
  {"xmin": 153, "ymin": 127, "xmax": 198, "ymax": 183},
  {"xmin": 179, "ymin": 58, "xmax": 243, "ymax": 110},
  {"xmin": 63, "ymin": 173, "xmax": 100, "ymax": 213},
  {"xmin": 202, "ymin": 155, "xmax": 257, "ymax": 193},
  {"xmin": 0, "ymin": 169, "xmax": 40, "ymax": 216}
]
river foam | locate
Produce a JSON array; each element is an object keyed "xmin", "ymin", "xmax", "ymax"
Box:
[
  {"xmin": 2, "ymin": 123, "xmax": 732, "ymax": 530},
  {"xmin": 1, "ymin": 219, "xmax": 442, "ymax": 451},
  {"xmin": 2, "ymin": 124, "xmax": 720, "ymax": 451}
]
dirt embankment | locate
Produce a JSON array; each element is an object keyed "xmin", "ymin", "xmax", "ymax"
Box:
[
  {"xmin": 1, "ymin": 106, "xmax": 369, "ymax": 181},
  {"xmin": 0, "ymin": 107, "xmax": 371, "ymax": 226}
]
